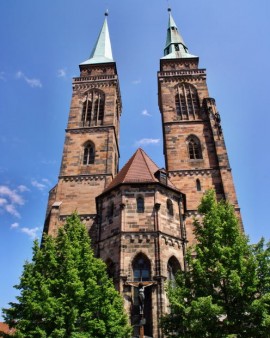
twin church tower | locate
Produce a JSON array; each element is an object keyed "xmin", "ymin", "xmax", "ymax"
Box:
[{"xmin": 43, "ymin": 9, "xmax": 241, "ymax": 338}]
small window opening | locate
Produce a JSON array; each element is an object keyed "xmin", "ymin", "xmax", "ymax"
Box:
[
  {"xmin": 188, "ymin": 137, "xmax": 202, "ymax": 160},
  {"xmin": 83, "ymin": 143, "xmax": 95, "ymax": 165},
  {"xmin": 196, "ymin": 179, "xmax": 201, "ymax": 191},
  {"xmin": 167, "ymin": 199, "xmax": 174, "ymax": 216},
  {"xmin": 137, "ymin": 197, "xmax": 144, "ymax": 213}
]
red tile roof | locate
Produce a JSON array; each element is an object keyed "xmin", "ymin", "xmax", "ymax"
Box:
[
  {"xmin": 0, "ymin": 322, "xmax": 15, "ymax": 336},
  {"xmin": 104, "ymin": 148, "xmax": 178, "ymax": 193}
]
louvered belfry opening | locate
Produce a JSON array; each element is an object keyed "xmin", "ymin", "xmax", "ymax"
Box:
[
  {"xmin": 82, "ymin": 90, "xmax": 105, "ymax": 126},
  {"xmin": 175, "ymin": 83, "xmax": 200, "ymax": 120}
]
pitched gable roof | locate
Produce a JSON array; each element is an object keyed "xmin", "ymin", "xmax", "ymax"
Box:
[{"xmin": 104, "ymin": 148, "xmax": 178, "ymax": 193}]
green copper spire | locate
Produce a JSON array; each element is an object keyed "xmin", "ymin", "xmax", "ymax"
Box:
[
  {"xmin": 162, "ymin": 8, "xmax": 197, "ymax": 59},
  {"xmin": 80, "ymin": 12, "xmax": 114, "ymax": 65}
]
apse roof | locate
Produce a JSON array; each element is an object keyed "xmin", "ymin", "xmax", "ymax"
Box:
[{"xmin": 103, "ymin": 148, "xmax": 179, "ymax": 193}]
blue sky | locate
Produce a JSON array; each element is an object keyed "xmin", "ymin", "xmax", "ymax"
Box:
[{"xmin": 1, "ymin": 0, "xmax": 270, "ymax": 320}]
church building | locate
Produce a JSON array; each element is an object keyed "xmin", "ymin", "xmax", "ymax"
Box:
[{"xmin": 43, "ymin": 9, "xmax": 241, "ymax": 338}]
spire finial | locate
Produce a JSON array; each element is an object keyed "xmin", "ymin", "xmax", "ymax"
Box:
[
  {"xmin": 105, "ymin": 9, "xmax": 109, "ymax": 17},
  {"xmin": 168, "ymin": 7, "xmax": 171, "ymax": 12}
]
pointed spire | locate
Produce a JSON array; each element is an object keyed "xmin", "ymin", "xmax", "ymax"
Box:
[
  {"xmin": 80, "ymin": 12, "xmax": 114, "ymax": 65},
  {"xmin": 162, "ymin": 8, "xmax": 197, "ymax": 59}
]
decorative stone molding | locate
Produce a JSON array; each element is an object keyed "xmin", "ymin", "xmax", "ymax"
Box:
[
  {"xmin": 59, "ymin": 213, "xmax": 96, "ymax": 222},
  {"xmin": 67, "ymin": 126, "xmax": 113, "ymax": 134},
  {"xmin": 160, "ymin": 235, "xmax": 182, "ymax": 249},
  {"xmin": 160, "ymin": 76, "xmax": 205, "ymax": 83},
  {"xmin": 124, "ymin": 233, "xmax": 155, "ymax": 243},
  {"xmin": 168, "ymin": 169, "xmax": 219, "ymax": 177},
  {"xmin": 185, "ymin": 210, "xmax": 199, "ymax": 217},
  {"xmin": 60, "ymin": 175, "xmax": 107, "ymax": 182},
  {"xmin": 73, "ymin": 75, "xmax": 117, "ymax": 82},
  {"xmin": 158, "ymin": 69, "xmax": 206, "ymax": 77},
  {"xmin": 73, "ymin": 82, "xmax": 117, "ymax": 92}
]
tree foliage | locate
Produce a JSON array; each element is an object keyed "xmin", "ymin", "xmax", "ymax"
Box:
[
  {"xmin": 161, "ymin": 190, "xmax": 270, "ymax": 337},
  {"xmin": 2, "ymin": 214, "xmax": 131, "ymax": 338}
]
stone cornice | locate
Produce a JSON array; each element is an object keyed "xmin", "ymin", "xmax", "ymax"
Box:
[
  {"xmin": 73, "ymin": 82, "xmax": 118, "ymax": 91},
  {"xmin": 159, "ymin": 76, "xmax": 206, "ymax": 83},
  {"xmin": 59, "ymin": 214, "xmax": 96, "ymax": 222},
  {"xmin": 73, "ymin": 75, "xmax": 118, "ymax": 83},
  {"xmin": 66, "ymin": 125, "xmax": 114, "ymax": 134},
  {"xmin": 164, "ymin": 119, "xmax": 205, "ymax": 125},
  {"xmin": 158, "ymin": 69, "xmax": 206, "ymax": 77},
  {"xmin": 98, "ymin": 230, "xmax": 184, "ymax": 249},
  {"xmin": 168, "ymin": 169, "xmax": 219, "ymax": 177},
  {"xmin": 59, "ymin": 174, "xmax": 110, "ymax": 182}
]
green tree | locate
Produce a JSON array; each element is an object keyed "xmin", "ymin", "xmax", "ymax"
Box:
[
  {"xmin": 161, "ymin": 190, "xmax": 270, "ymax": 338},
  {"xmin": 2, "ymin": 214, "xmax": 131, "ymax": 338}
]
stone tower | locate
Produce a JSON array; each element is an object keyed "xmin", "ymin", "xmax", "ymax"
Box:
[
  {"xmin": 158, "ymin": 9, "xmax": 241, "ymax": 244},
  {"xmin": 44, "ymin": 13, "xmax": 122, "ymax": 236}
]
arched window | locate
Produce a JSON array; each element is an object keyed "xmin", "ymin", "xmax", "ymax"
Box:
[
  {"xmin": 187, "ymin": 136, "xmax": 202, "ymax": 160},
  {"xmin": 167, "ymin": 256, "xmax": 181, "ymax": 282},
  {"xmin": 83, "ymin": 142, "xmax": 95, "ymax": 165},
  {"xmin": 81, "ymin": 90, "xmax": 105, "ymax": 126},
  {"xmin": 175, "ymin": 83, "xmax": 200, "ymax": 120},
  {"xmin": 167, "ymin": 199, "xmax": 174, "ymax": 216},
  {"xmin": 137, "ymin": 196, "xmax": 144, "ymax": 213},
  {"xmin": 196, "ymin": 179, "xmax": 201, "ymax": 191},
  {"xmin": 133, "ymin": 254, "xmax": 151, "ymax": 282}
]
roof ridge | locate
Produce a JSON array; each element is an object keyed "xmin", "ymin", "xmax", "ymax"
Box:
[{"xmin": 139, "ymin": 148, "xmax": 159, "ymax": 181}]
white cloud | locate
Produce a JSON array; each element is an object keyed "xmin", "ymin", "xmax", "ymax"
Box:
[
  {"xmin": 0, "ymin": 198, "xmax": 7, "ymax": 206},
  {"xmin": 141, "ymin": 109, "xmax": 152, "ymax": 117},
  {"xmin": 17, "ymin": 185, "xmax": 30, "ymax": 193},
  {"xmin": 16, "ymin": 71, "xmax": 42, "ymax": 88},
  {"xmin": 42, "ymin": 178, "xmax": 51, "ymax": 185},
  {"xmin": 21, "ymin": 227, "xmax": 40, "ymax": 239},
  {"xmin": 31, "ymin": 180, "xmax": 46, "ymax": 191},
  {"xmin": 135, "ymin": 138, "xmax": 160, "ymax": 146},
  {"xmin": 10, "ymin": 221, "xmax": 40, "ymax": 239},
  {"xmin": 0, "ymin": 185, "xmax": 28, "ymax": 218},
  {"xmin": 132, "ymin": 79, "xmax": 141, "ymax": 85},
  {"xmin": 10, "ymin": 222, "xmax": 19, "ymax": 229},
  {"xmin": 5, "ymin": 204, "xmax": 21, "ymax": 218},
  {"xmin": 57, "ymin": 68, "xmax": 67, "ymax": 78},
  {"xmin": 0, "ymin": 186, "xmax": 24, "ymax": 205}
]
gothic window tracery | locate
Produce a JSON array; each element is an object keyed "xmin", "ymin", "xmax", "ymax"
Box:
[
  {"xmin": 175, "ymin": 83, "xmax": 200, "ymax": 120},
  {"xmin": 83, "ymin": 142, "xmax": 95, "ymax": 165},
  {"xmin": 81, "ymin": 90, "xmax": 105, "ymax": 126},
  {"xmin": 187, "ymin": 135, "xmax": 203, "ymax": 160},
  {"xmin": 133, "ymin": 254, "xmax": 151, "ymax": 282}
]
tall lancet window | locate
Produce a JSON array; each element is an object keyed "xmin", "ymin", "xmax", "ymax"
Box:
[
  {"xmin": 175, "ymin": 83, "xmax": 200, "ymax": 120},
  {"xmin": 81, "ymin": 90, "xmax": 105, "ymax": 126},
  {"xmin": 83, "ymin": 142, "xmax": 95, "ymax": 165},
  {"xmin": 187, "ymin": 135, "xmax": 202, "ymax": 160}
]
